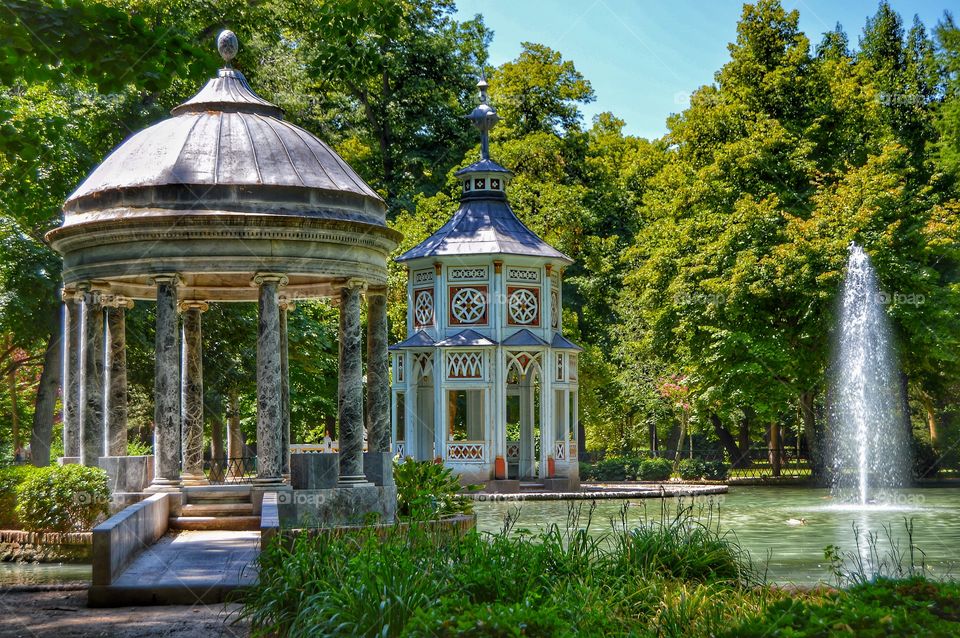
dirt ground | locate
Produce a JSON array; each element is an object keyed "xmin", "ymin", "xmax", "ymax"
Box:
[{"xmin": 0, "ymin": 588, "xmax": 250, "ymax": 638}]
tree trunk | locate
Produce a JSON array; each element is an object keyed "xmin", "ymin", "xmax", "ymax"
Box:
[
  {"xmin": 769, "ymin": 422, "xmax": 782, "ymax": 477},
  {"xmin": 673, "ymin": 415, "xmax": 687, "ymax": 470},
  {"xmin": 710, "ymin": 413, "xmax": 749, "ymax": 468},
  {"xmin": 209, "ymin": 391, "xmax": 225, "ymax": 466},
  {"xmin": 7, "ymin": 335, "xmax": 20, "ymax": 461},
  {"xmin": 799, "ymin": 391, "xmax": 825, "ymax": 480},
  {"xmin": 30, "ymin": 312, "xmax": 63, "ymax": 467},
  {"xmin": 919, "ymin": 392, "xmax": 939, "ymax": 448},
  {"xmin": 226, "ymin": 389, "xmax": 243, "ymax": 461}
]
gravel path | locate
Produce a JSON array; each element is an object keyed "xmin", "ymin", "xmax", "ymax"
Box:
[{"xmin": 0, "ymin": 589, "xmax": 249, "ymax": 637}]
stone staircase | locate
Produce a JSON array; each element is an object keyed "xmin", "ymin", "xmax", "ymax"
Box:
[
  {"xmin": 169, "ymin": 485, "xmax": 259, "ymax": 531},
  {"xmin": 519, "ymin": 481, "xmax": 545, "ymax": 492}
]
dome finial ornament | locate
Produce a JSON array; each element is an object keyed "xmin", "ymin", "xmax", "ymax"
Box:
[
  {"xmin": 466, "ymin": 70, "xmax": 498, "ymax": 161},
  {"xmin": 217, "ymin": 30, "xmax": 239, "ymax": 66}
]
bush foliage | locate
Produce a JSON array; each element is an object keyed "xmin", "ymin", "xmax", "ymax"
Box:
[
  {"xmin": 580, "ymin": 456, "xmax": 674, "ymax": 482},
  {"xmin": 15, "ymin": 464, "xmax": 109, "ymax": 533},
  {"xmin": 0, "ymin": 465, "xmax": 40, "ymax": 528},
  {"xmin": 394, "ymin": 459, "xmax": 475, "ymax": 520}
]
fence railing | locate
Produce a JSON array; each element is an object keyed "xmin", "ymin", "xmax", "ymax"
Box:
[
  {"xmin": 205, "ymin": 457, "xmax": 257, "ymax": 484},
  {"xmin": 581, "ymin": 447, "xmax": 812, "ymax": 480}
]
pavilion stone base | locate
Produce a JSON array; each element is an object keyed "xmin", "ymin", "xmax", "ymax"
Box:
[
  {"xmin": 58, "ymin": 456, "xmax": 80, "ymax": 465},
  {"xmin": 251, "ymin": 484, "xmax": 293, "ymax": 517},
  {"xmin": 541, "ymin": 477, "xmax": 573, "ymax": 492},
  {"xmin": 363, "ymin": 452, "xmax": 395, "ymax": 486},
  {"xmin": 279, "ymin": 484, "xmax": 397, "ymax": 527},
  {"xmin": 291, "ymin": 453, "xmax": 339, "ymax": 490},
  {"xmin": 99, "ymin": 455, "xmax": 154, "ymax": 493},
  {"xmin": 484, "ymin": 479, "xmax": 520, "ymax": 494}
]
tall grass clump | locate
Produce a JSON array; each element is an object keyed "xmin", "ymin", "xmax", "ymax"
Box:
[
  {"xmin": 609, "ymin": 499, "xmax": 758, "ymax": 585},
  {"xmin": 241, "ymin": 500, "xmax": 774, "ymax": 638}
]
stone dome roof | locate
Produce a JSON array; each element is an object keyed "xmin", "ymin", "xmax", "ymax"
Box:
[
  {"xmin": 47, "ymin": 31, "xmax": 399, "ymax": 303},
  {"xmin": 63, "ymin": 67, "xmax": 383, "ymax": 225}
]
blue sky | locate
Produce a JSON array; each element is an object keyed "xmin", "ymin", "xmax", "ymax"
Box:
[{"xmin": 454, "ymin": 0, "xmax": 954, "ymax": 139}]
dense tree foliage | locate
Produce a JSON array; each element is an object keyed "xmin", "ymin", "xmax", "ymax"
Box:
[{"xmin": 1, "ymin": 0, "xmax": 958, "ymax": 477}]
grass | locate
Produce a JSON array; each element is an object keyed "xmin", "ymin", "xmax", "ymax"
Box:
[{"xmin": 239, "ymin": 502, "xmax": 959, "ymax": 637}]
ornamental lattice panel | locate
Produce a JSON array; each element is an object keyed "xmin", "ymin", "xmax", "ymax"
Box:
[
  {"xmin": 554, "ymin": 440, "xmax": 566, "ymax": 460},
  {"xmin": 446, "ymin": 442, "xmax": 485, "ymax": 462},
  {"xmin": 413, "ymin": 288, "xmax": 434, "ymax": 327},
  {"xmin": 449, "ymin": 286, "xmax": 488, "ymax": 324},
  {"xmin": 446, "ymin": 351, "xmax": 483, "ymax": 379}
]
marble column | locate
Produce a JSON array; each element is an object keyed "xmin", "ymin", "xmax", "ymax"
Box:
[
  {"xmin": 103, "ymin": 296, "xmax": 133, "ymax": 457},
  {"xmin": 279, "ymin": 299, "xmax": 293, "ymax": 477},
  {"xmin": 79, "ymin": 286, "xmax": 105, "ymax": 467},
  {"xmin": 180, "ymin": 301, "xmax": 208, "ymax": 485},
  {"xmin": 338, "ymin": 280, "xmax": 368, "ymax": 485},
  {"xmin": 366, "ymin": 288, "xmax": 390, "ymax": 453},
  {"xmin": 61, "ymin": 289, "xmax": 82, "ymax": 459},
  {"xmin": 150, "ymin": 275, "xmax": 181, "ymax": 489},
  {"xmin": 254, "ymin": 274, "xmax": 286, "ymax": 483}
]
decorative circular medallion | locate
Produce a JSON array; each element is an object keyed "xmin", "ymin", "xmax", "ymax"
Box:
[
  {"xmin": 451, "ymin": 287, "xmax": 486, "ymax": 323},
  {"xmin": 509, "ymin": 289, "xmax": 538, "ymax": 324},
  {"xmin": 414, "ymin": 290, "xmax": 434, "ymax": 326}
]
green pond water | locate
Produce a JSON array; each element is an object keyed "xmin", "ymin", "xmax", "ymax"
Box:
[
  {"xmin": 473, "ymin": 486, "xmax": 960, "ymax": 585},
  {"xmin": 0, "ymin": 562, "xmax": 91, "ymax": 586}
]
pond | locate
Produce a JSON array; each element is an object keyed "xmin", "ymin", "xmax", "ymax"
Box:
[
  {"xmin": 473, "ymin": 486, "xmax": 960, "ymax": 585},
  {"xmin": 0, "ymin": 562, "xmax": 91, "ymax": 586}
]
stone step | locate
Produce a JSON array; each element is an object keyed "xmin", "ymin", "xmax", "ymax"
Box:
[
  {"xmin": 168, "ymin": 516, "xmax": 261, "ymax": 532},
  {"xmin": 520, "ymin": 482, "xmax": 545, "ymax": 491},
  {"xmin": 181, "ymin": 502, "xmax": 254, "ymax": 517},
  {"xmin": 183, "ymin": 485, "xmax": 253, "ymax": 505}
]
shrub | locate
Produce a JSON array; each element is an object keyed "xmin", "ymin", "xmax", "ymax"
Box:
[
  {"xmin": 677, "ymin": 459, "xmax": 705, "ymax": 480},
  {"xmin": 702, "ymin": 460, "xmax": 729, "ymax": 481},
  {"xmin": 0, "ymin": 465, "xmax": 40, "ymax": 529},
  {"xmin": 675, "ymin": 459, "xmax": 728, "ymax": 481},
  {"xmin": 15, "ymin": 465, "xmax": 110, "ymax": 532},
  {"xmin": 580, "ymin": 457, "xmax": 627, "ymax": 481},
  {"xmin": 638, "ymin": 458, "xmax": 673, "ymax": 481},
  {"xmin": 394, "ymin": 459, "xmax": 475, "ymax": 520},
  {"xmin": 402, "ymin": 598, "xmax": 572, "ymax": 637},
  {"xmin": 725, "ymin": 578, "xmax": 960, "ymax": 637},
  {"xmin": 912, "ymin": 438, "xmax": 941, "ymax": 478},
  {"xmin": 126, "ymin": 439, "xmax": 153, "ymax": 456}
]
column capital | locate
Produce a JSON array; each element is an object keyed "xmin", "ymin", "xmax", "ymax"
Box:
[
  {"xmin": 335, "ymin": 278, "xmax": 367, "ymax": 293},
  {"xmin": 148, "ymin": 273, "xmax": 182, "ymax": 287},
  {"xmin": 433, "ymin": 262, "xmax": 443, "ymax": 275},
  {"xmin": 366, "ymin": 285, "xmax": 388, "ymax": 297},
  {"xmin": 102, "ymin": 294, "xmax": 135, "ymax": 309},
  {"xmin": 62, "ymin": 287, "xmax": 82, "ymax": 303},
  {"xmin": 178, "ymin": 300, "xmax": 209, "ymax": 313},
  {"xmin": 493, "ymin": 260, "xmax": 503, "ymax": 274},
  {"xmin": 278, "ymin": 295, "xmax": 296, "ymax": 312},
  {"xmin": 251, "ymin": 272, "xmax": 289, "ymax": 287}
]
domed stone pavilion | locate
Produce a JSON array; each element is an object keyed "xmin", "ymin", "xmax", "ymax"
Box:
[{"xmin": 48, "ymin": 32, "xmax": 399, "ymax": 508}]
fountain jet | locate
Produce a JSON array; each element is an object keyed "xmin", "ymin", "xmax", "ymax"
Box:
[{"xmin": 829, "ymin": 243, "xmax": 911, "ymax": 504}]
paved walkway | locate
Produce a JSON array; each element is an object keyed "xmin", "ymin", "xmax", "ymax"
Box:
[{"xmin": 88, "ymin": 530, "xmax": 259, "ymax": 606}]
